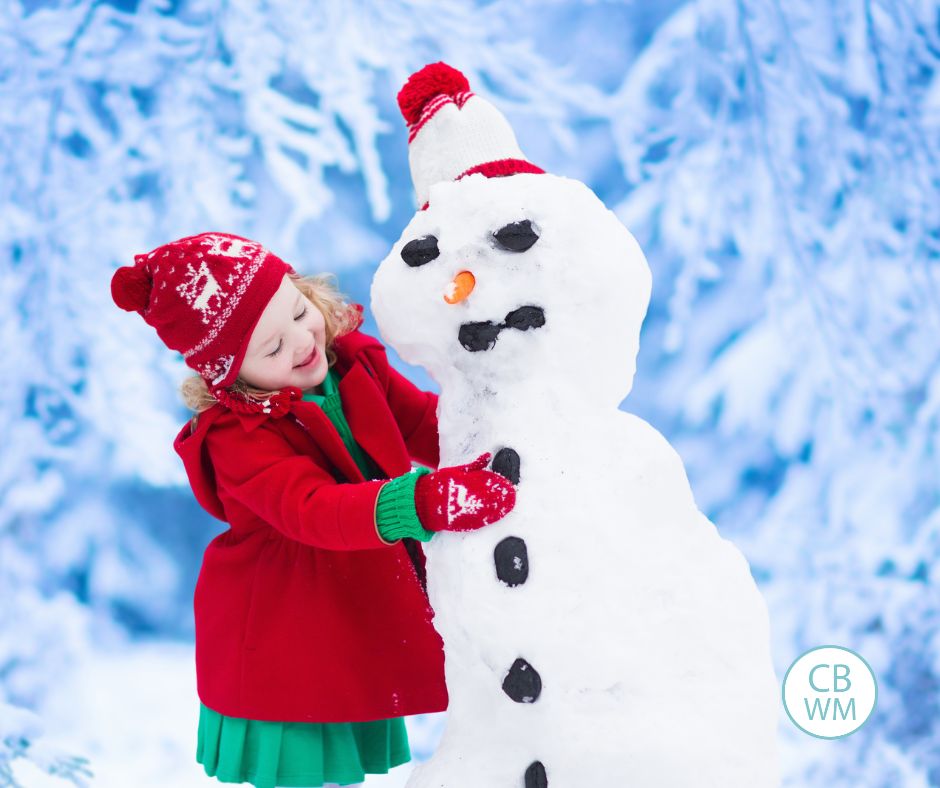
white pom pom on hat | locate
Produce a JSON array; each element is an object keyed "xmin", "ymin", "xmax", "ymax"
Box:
[{"xmin": 396, "ymin": 62, "xmax": 544, "ymax": 208}]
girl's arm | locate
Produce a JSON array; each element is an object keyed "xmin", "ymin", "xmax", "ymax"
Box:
[
  {"xmin": 361, "ymin": 344, "xmax": 440, "ymax": 469},
  {"xmin": 205, "ymin": 417, "xmax": 392, "ymax": 550}
]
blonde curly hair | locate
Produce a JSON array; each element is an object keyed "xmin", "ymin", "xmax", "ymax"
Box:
[{"xmin": 180, "ymin": 272, "xmax": 362, "ymax": 416}]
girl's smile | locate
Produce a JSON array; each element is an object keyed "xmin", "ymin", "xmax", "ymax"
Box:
[{"xmin": 294, "ymin": 346, "xmax": 318, "ymax": 369}]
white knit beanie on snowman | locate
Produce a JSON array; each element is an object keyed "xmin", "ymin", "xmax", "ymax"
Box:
[{"xmin": 396, "ymin": 62, "xmax": 545, "ymax": 208}]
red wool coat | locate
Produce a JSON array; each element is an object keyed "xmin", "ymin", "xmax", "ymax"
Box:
[{"xmin": 173, "ymin": 326, "xmax": 449, "ymax": 722}]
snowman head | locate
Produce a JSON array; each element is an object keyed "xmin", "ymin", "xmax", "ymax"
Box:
[
  {"xmin": 371, "ymin": 63, "xmax": 651, "ymax": 407},
  {"xmin": 373, "ymin": 172, "xmax": 650, "ymax": 406}
]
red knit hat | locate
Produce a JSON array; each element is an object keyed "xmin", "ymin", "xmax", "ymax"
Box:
[
  {"xmin": 111, "ymin": 232, "xmax": 294, "ymax": 391},
  {"xmin": 396, "ymin": 62, "xmax": 544, "ymax": 207}
]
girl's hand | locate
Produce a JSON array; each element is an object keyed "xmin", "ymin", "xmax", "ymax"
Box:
[{"xmin": 414, "ymin": 453, "xmax": 516, "ymax": 532}]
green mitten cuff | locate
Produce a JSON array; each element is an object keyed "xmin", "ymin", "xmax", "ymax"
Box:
[{"xmin": 376, "ymin": 467, "xmax": 434, "ymax": 543}]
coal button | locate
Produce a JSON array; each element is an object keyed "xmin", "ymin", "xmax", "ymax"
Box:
[
  {"xmin": 525, "ymin": 761, "xmax": 548, "ymax": 788},
  {"xmin": 494, "ymin": 536, "xmax": 529, "ymax": 587},
  {"xmin": 502, "ymin": 658, "xmax": 542, "ymax": 703},
  {"xmin": 491, "ymin": 447, "xmax": 521, "ymax": 485}
]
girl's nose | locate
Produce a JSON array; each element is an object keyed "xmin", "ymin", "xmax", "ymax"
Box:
[
  {"xmin": 292, "ymin": 324, "xmax": 314, "ymax": 357},
  {"xmin": 444, "ymin": 271, "xmax": 475, "ymax": 304}
]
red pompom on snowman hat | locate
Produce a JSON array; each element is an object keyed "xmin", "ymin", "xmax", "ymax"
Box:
[
  {"xmin": 396, "ymin": 62, "xmax": 544, "ymax": 207},
  {"xmin": 111, "ymin": 232, "xmax": 294, "ymax": 391}
]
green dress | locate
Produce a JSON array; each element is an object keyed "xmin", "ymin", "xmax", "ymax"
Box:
[{"xmin": 196, "ymin": 367, "xmax": 411, "ymax": 788}]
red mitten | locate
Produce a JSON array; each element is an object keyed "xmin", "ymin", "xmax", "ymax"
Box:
[{"xmin": 414, "ymin": 452, "xmax": 516, "ymax": 532}]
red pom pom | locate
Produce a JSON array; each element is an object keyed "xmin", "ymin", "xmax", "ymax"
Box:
[
  {"xmin": 397, "ymin": 62, "xmax": 471, "ymax": 125},
  {"xmin": 111, "ymin": 264, "xmax": 153, "ymax": 313}
]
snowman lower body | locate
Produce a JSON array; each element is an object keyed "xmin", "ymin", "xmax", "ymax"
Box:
[{"xmin": 407, "ymin": 410, "xmax": 780, "ymax": 788}]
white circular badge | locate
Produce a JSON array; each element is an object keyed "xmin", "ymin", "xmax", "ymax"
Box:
[{"xmin": 782, "ymin": 645, "xmax": 877, "ymax": 739}]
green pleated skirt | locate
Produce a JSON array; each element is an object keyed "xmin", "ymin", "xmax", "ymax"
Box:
[{"xmin": 196, "ymin": 703, "xmax": 411, "ymax": 788}]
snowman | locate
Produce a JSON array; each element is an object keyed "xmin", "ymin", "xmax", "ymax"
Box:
[{"xmin": 371, "ymin": 63, "xmax": 781, "ymax": 788}]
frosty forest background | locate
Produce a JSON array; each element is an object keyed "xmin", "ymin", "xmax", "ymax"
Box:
[{"xmin": 1, "ymin": 0, "xmax": 939, "ymax": 786}]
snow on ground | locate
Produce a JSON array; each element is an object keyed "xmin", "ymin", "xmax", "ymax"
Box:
[
  {"xmin": 3, "ymin": 604, "xmax": 898, "ymax": 788},
  {"xmin": 12, "ymin": 639, "xmax": 444, "ymax": 787}
]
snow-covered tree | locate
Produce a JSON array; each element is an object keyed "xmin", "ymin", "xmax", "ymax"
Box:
[{"xmin": 611, "ymin": 1, "xmax": 940, "ymax": 784}]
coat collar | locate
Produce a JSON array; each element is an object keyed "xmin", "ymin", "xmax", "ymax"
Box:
[{"xmin": 207, "ymin": 322, "xmax": 412, "ymax": 481}]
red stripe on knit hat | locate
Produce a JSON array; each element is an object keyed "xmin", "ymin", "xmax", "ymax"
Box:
[
  {"xmin": 407, "ymin": 91, "xmax": 479, "ymax": 143},
  {"xmin": 418, "ymin": 93, "xmax": 452, "ymax": 123},
  {"xmin": 408, "ymin": 95, "xmax": 452, "ymax": 142},
  {"xmin": 457, "ymin": 159, "xmax": 546, "ymax": 180},
  {"xmin": 419, "ymin": 159, "xmax": 545, "ymax": 210}
]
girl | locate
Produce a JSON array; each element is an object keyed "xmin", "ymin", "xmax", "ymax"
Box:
[{"xmin": 110, "ymin": 232, "xmax": 516, "ymax": 788}]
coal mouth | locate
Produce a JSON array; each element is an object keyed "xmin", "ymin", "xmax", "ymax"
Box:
[{"xmin": 458, "ymin": 305, "xmax": 546, "ymax": 352}]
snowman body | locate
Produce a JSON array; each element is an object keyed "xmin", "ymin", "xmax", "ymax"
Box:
[{"xmin": 371, "ymin": 173, "xmax": 780, "ymax": 787}]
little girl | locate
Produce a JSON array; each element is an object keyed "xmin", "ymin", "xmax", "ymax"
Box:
[{"xmin": 110, "ymin": 232, "xmax": 516, "ymax": 788}]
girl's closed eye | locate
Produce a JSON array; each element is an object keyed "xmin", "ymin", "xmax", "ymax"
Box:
[{"xmin": 266, "ymin": 308, "xmax": 309, "ymax": 357}]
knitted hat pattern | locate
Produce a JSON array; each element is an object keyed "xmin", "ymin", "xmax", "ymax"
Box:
[
  {"xmin": 111, "ymin": 232, "xmax": 295, "ymax": 398},
  {"xmin": 396, "ymin": 62, "xmax": 545, "ymax": 207}
]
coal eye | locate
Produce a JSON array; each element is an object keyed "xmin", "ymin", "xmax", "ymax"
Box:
[
  {"xmin": 401, "ymin": 235, "xmax": 440, "ymax": 267},
  {"xmin": 493, "ymin": 220, "xmax": 539, "ymax": 252}
]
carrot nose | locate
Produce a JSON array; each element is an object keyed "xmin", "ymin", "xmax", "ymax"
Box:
[{"xmin": 444, "ymin": 271, "xmax": 476, "ymax": 304}]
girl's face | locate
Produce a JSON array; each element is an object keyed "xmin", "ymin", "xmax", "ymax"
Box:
[{"xmin": 237, "ymin": 275, "xmax": 328, "ymax": 392}]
